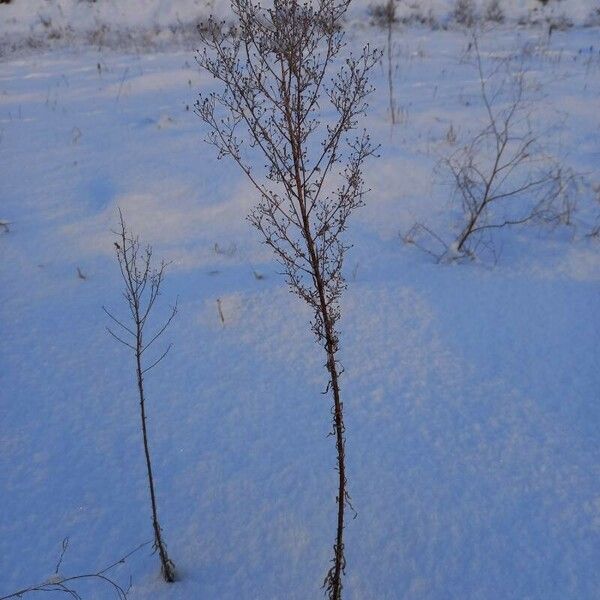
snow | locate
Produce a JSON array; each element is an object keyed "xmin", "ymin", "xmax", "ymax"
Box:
[{"xmin": 1, "ymin": 5, "xmax": 600, "ymax": 600}]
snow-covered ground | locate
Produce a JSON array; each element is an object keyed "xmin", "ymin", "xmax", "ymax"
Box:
[{"xmin": 1, "ymin": 5, "xmax": 600, "ymax": 600}]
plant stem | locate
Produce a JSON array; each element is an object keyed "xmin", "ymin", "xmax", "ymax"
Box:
[{"xmin": 134, "ymin": 304, "xmax": 175, "ymax": 583}]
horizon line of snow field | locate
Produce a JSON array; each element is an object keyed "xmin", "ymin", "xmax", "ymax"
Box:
[{"xmin": 1, "ymin": 0, "xmax": 600, "ymax": 56}]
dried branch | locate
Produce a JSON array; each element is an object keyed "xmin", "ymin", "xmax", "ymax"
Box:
[{"xmin": 0, "ymin": 540, "xmax": 151, "ymax": 600}]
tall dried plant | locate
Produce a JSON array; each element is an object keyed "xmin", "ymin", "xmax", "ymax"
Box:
[{"xmin": 195, "ymin": 1, "xmax": 379, "ymax": 597}]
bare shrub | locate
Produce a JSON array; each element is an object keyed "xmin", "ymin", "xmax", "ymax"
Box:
[
  {"xmin": 103, "ymin": 210, "xmax": 177, "ymax": 583},
  {"xmin": 453, "ymin": 0, "xmax": 476, "ymax": 27},
  {"xmin": 484, "ymin": 0, "xmax": 504, "ymax": 24},
  {"xmin": 368, "ymin": 0, "xmax": 397, "ymax": 27},
  {"xmin": 195, "ymin": 1, "xmax": 379, "ymax": 597},
  {"xmin": 447, "ymin": 38, "xmax": 572, "ymax": 257},
  {"xmin": 406, "ymin": 35, "xmax": 574, "ymax": 261}
]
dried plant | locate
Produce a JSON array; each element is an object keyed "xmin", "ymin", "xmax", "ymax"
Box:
[
  {"xmin": 446, "ymin": 123, "xmax": 457, "ymax": 145},
  {"xmin": 405, "ymin": 34, "xmax": 574, "ymax": 262},
  {"xmin": 587, "ymin": 184, "xmax": 600, "ymax": 238},
  {"xmin": 0, "ymin": 540, "xmax": 151, "ymax": 600},
  {"xmin": 369, "ymin": 0, "xmax": 398, "ymax": 124},
  {"xmin": 103, "ymin": 210, "xmax": 177, "ymax": 583},
  {"xmin": 453, "ymin": 0, "xmax": 476, "ymax": 27},
  {"xmin": 385, "ymin": 0, "xmax": 398, "ymax": 125},
  {"xmin": 446, "ymin": 36, "xmax": 572, "ymax": 257},
  {"xmin": 195, "ymin": 1, "xmax": 379, "ymax": 597},
  {"xmin": 484, "ymin": 0, "xmax": 504, "ymax": 23}
]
